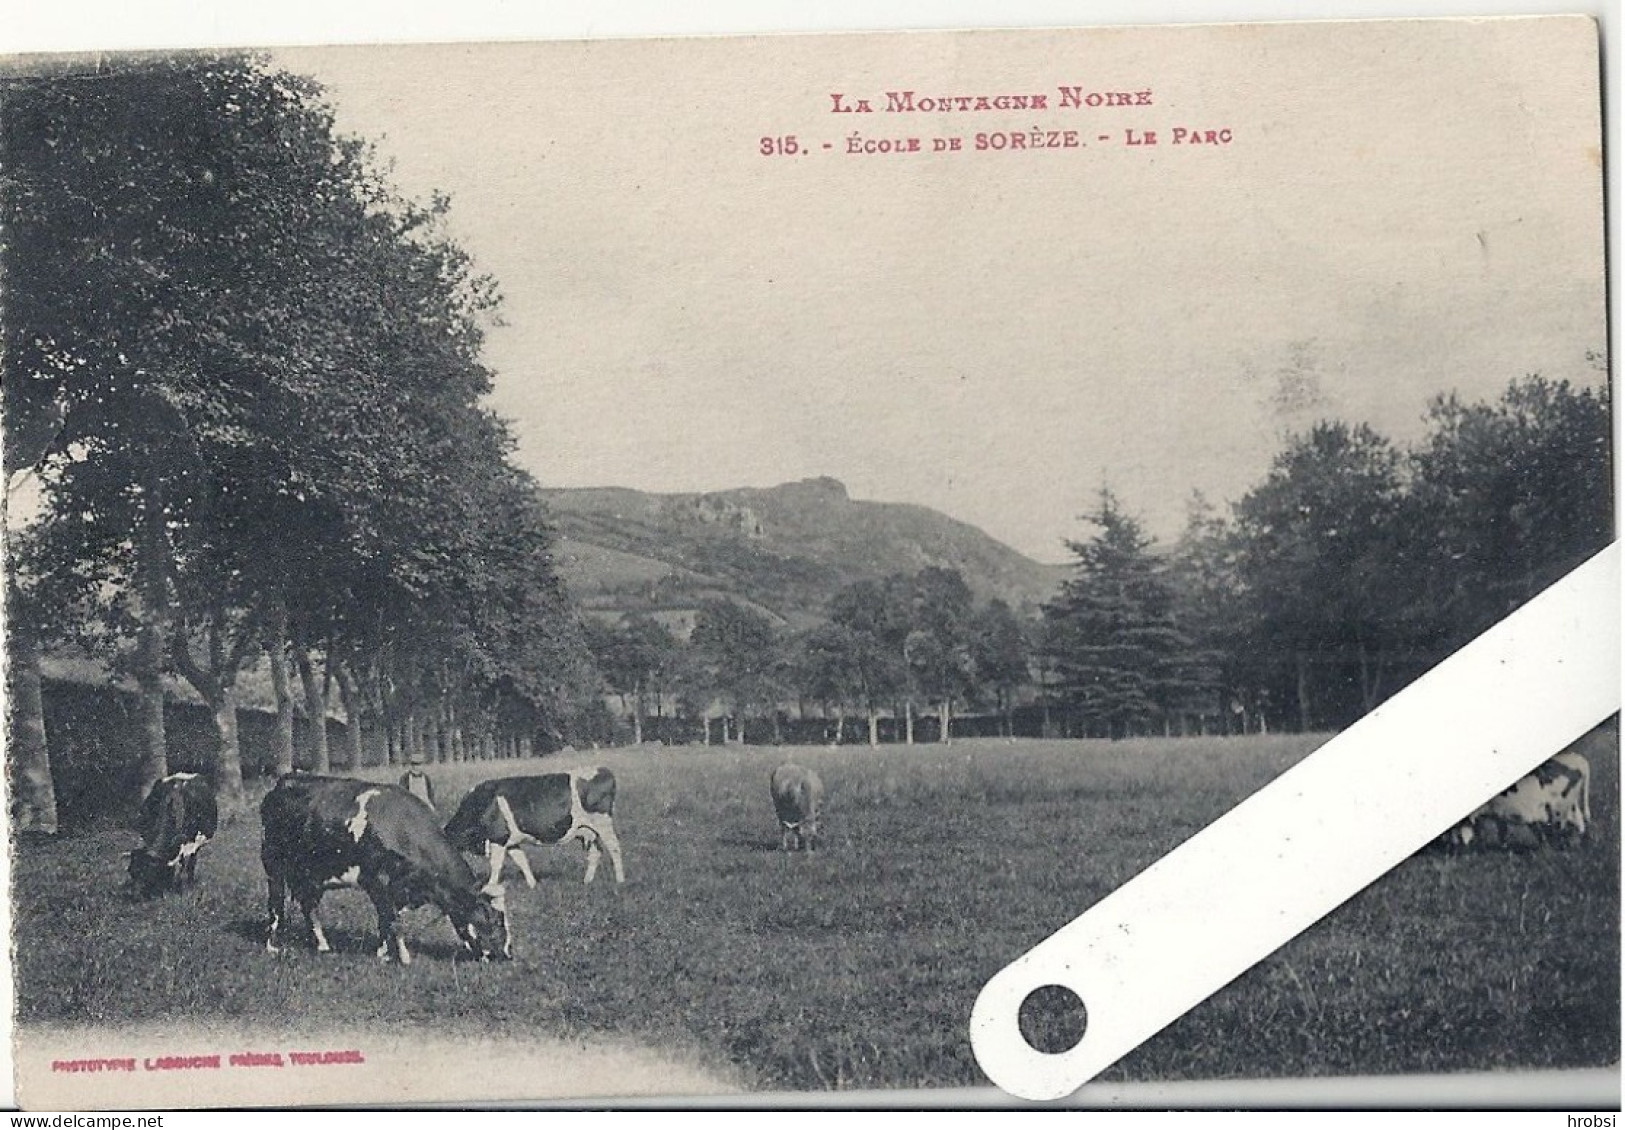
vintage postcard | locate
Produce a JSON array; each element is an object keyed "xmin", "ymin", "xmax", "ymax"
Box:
[{"xmin": 1, "ymin": 15, "xmax": 1614, "ymax": 1110}]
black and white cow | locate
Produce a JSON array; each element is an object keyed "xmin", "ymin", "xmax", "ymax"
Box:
[
  {"xmin": 260, "ymin": 774, "xmax": 511, "ymax": 964},
  {"xmin": 770, "ymin": 763, "xmax": 824, "ymax": 852},
  {"xmin": 128, "ymin": 772, "xmax": 219, "ymax": 897},
  {"xmin": 1441, "ymin": 751, "xmax": 1592, "ymax": 850},
  {"xmin": 443, "ymin": 769, "xmax": 626, "ymax": 888}
]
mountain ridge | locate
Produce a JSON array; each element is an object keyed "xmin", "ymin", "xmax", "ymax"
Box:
[{"xmin": 541, "ymin": 477, "xmax": 1067, "ymax": 630}]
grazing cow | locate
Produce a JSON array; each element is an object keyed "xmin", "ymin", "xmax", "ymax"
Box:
[
  {"xmin": 1443, "ymin": 751, "xmax": 1592, "ymax": 850},
  {"xmin": 128, "ymin": 773, "xmax": 219, "ymax": 897},
  {"xmin": 260, "ymin": 774, "xmax": 511, "ymax": 964},
  {"xmin": 443, "ymin": 769, "xmax": 626, "ymax": 888},
  {"xmin": 770, "ymin": 763, "xmax": 824, "ymax": 852}
]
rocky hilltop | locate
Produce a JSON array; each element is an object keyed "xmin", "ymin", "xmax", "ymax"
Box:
[{"xmin": 541, "ymin": 477, "xmax": 1066, "ymax": 630}]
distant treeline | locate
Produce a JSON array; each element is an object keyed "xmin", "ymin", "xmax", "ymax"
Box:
[{"xmin": 581, "ymin": 373, "xmax": 1611, "ymax": 745}]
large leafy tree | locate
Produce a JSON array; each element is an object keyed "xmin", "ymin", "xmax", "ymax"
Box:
[
  {"xmin": 788, "ymin": 622, "xmax": 860, "ymax": 742},
  {"xmin": 827, "ymin": 577, "xmax": 909, "ymax": 745},
  {"xmin": 1230, "ymin": 422, "xmax": 1410, "ymax": 730},
  {"xmin": 1043, "ymin": 487, "xmax": 1194, "ymax": 738},
  {"xmin": 969, "ymin": 598, "xmax": 1031, "ymax": 739},
  {"xmin": 904, "ymin": 566, "xmax": 977, "ymax": 743},
  {"xmin": 1165, "ymin": 491, "xmax": 1248, "ymax": 734},
  {"xmin": 687, "ymin": 599, "xmax": 782, "ymax": 743},
  {"xmin": 585, "ymin": 613, "xmax": 679, "ymax": 743},
  {"xmin": 1411, "ymin": 374, "xmax": 1612, "ymax": 644},
  {"xmin": 4, "ymin": 55, "xmax": 359, "ymax": 803},
  {"xmin": 4, "ymin": 54, "xmax": 586, "ymax": 811}
]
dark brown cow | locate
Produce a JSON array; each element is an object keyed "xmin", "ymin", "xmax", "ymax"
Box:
[
  {"xmin": 128, "ymin": 773, "xmax": 219, "ymax": 897},
  {"xmin": 260, "ymin": 774, "xmax": 511, "ymax": 964},
  {"xmin": 443, "ymin": 769, "xmax": 626, "ymax": 888}
]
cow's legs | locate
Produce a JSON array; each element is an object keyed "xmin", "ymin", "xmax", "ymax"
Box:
[
  {"xmin": 265, "ymin": 873, "xmax": 288, "ymax": 954},
  {"xmin": 192, "ymin": 835, "xmax": 207, "ymax": 878},
  {"xmin": 297, "ymin": 891, "xmax": 331, "ymax": 953},
  {"xmin": 510, "ymin": 846, "xmax": 538, "ymax": 889},
  {"xmin": 364, "ymin": 886, "xmax": 409, "ymax": 965},
  {"xmin": 486, "ymin": 840, "xmax": 512, "ymax": 888},
  {"xmin": 600, "ymin": 821, "xmax": 625, "ymax": 882},
  {"xmin": 575, "ymin": 821, "xmax": 622, "ymax": 883},
  {"xmin": 581, "ymin": 833, "xmax": 601, "ymax": 884}
]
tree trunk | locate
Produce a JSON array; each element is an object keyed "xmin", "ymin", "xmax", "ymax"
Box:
[
  {"xmin": 905, "ymin": 700, "xmax": 915, "ymax": 745},
  {"xmin": 296, "ymin": 649, "xmax": 330, "ymax": 773},
  {"xmin": 172, "ymin": 620, "xmax": 249, "ymax": 813},
  {"xmin": 704, "ymin": 716, "xmax": 714, "ymax": 745},
  {"xmin": 938, "ymin": 700, "xmax": 951, "ymax": 744},
  {"xmin": 867, "ymin": 706, "xmax": 879, "ymax": 748},
  {"xmin": 335, "ymin": 664, "xmax": 366, "ymax": 770},
  {"xmin": 7, "ymin": 625, "xmax": 58, "ymax": 835},
  {"xmin": 132, "ymin": 472, "xmax": 170, "ymax": 795},
  {"xmin": 266, "ymin": 604, "xmax": 295, "ymax": 776},
  {"xmin": 208, "ymin": 686, "xmax": 245, "ymax": 812},
  {"xmin": 134, "ymin": 615, "xmax": 169, "ymax": 798}
]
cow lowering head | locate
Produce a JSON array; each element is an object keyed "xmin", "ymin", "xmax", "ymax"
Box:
[
  {"xmin": 771, "ymin": 763, "xmax": 825, "ymax": 852},
  {"xmin": 452, "ymin": 882, "xmax": 513, "ymax": 961},
  {"xmin": 127, "ymin": 773, "xmax": 217, "ymax": 897}
]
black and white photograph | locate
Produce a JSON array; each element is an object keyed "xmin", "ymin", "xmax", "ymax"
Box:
[{"xmin": 1, "ymin": 10, "xmax": 1616, "ymax": 1110}]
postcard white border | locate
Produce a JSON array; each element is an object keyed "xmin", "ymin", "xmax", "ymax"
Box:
[{"xmin": 1, "ymin": 0, "xmax": 1619, "ymax": 1114}]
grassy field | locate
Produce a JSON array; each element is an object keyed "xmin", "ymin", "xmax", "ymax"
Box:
[{"xmin": 12, "ymin": 730, "xmax": 1618, "ymax": 1095}]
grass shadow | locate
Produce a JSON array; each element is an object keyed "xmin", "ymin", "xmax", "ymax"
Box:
[
  {"xmin": 714, "ymin": 834, "xmax": 783, "ymax": 853},
  {"xmin": 226, "ymin": 916, "xmax": 271, "ymax": 947}
]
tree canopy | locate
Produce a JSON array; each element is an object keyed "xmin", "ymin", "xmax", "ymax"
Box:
[{"xmin": 3, "ymin": 53, "xmax": 594, "ymax": 812}]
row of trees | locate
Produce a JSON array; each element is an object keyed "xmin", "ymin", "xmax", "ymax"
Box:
[
  {"xmin": 5, "ymin": 55, "xmax": 594, "ymax": 829},
  {"xmin": 584, "ymin": 568, "xmax": 1032, "ymax": 747},
  {"xmin": 1042, "ymin": 373, "xmax": 1612, "ymax": 737},
  {"xmin": 579, "ymin": 372, "xmax": 1609, "ymax": 747}
]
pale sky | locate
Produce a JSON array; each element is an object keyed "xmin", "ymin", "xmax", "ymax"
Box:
[{"xmin": 277, "ymin": 19, "xmax": 1605, "ymax": 562}]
